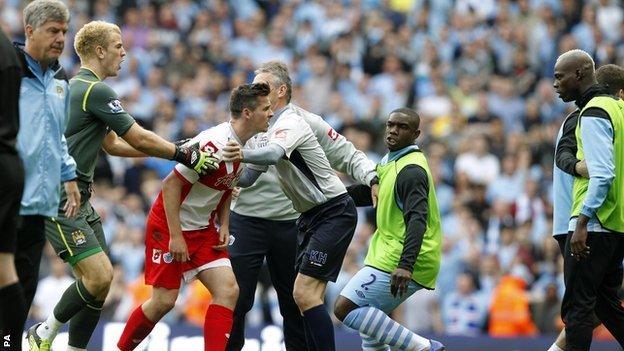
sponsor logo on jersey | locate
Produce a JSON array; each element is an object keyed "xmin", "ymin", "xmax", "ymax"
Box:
[
  {"xmin": 163, "ymin": 252, "xmax": 174, "ymax": 264},
  {"xmin": 214, "ymin": 172, "xmax": 241, "ymax": 188},
  {"xmin": 152, "ymin": 249, "xmax": 162, "ymax": 264},
  {"xmin": 107, "ymin": 99, "xmax": 125, "ymax": 113},
  {"xmin": 56, "ymin": 85, "xmax": 64, "ymax": 98},
  {"xmin": 308, "ymin": 249, "xmax": 327, "ymax": 267},
  {"xmin": 71, "ymin": 230, "xmax": 86, "ymax": 246}
]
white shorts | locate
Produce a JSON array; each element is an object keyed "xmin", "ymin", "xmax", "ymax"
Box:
[{"xmin": 339, "ymin": 266, "xmax": 423, "ymax": 313}]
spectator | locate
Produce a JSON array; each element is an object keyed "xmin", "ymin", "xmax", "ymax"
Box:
[
  {"xmin": 488, "ymin": 275, "xmax": 538, "ymax": 337},
  {"xmin": 442, "ymin": 272, "xmax": 488, "ymax": 336},
  {"xmin": 455, "ymin": 135, "xmax": 500, "ymax": 185},
  {"xmin": 30, "ymin": 258, "xmax": 73, "ymax": 322}
]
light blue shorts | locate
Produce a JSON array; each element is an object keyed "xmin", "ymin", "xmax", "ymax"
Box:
[{"xmin": 339, "ymin": 266, "xmax": 423, "ymax": 314}]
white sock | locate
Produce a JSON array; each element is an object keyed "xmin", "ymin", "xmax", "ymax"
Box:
[
  {"xmin": 423, "ymin": 340, "xmax": 434, "ymax": 351},
  {"xmin": 36, "ymin": 314, "xmax": 63, "ymax": 340},
  {"xmin": 547, "ymin": 344, "xmax": 565, "ymax": 351},
  {"xmin": 67, "ymin": 346, "xmax": 87, "ymax": 351}
]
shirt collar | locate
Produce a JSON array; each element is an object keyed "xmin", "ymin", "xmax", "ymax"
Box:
[
  {"xmin": 381, "ymin": 144, "xmax": 420, "ymax": 165},
  {"xmin": 79, "ymin": 67, "xmax": 102, "ymax": 81},
  {"xmin": 270, "ymin": 103, "xmax": 290, "ymax": 126},
  {"xmin": 228, "ymin": 122, "xmax": 243, "ymax": 145},
  {"xmin": 575, "ymin": 84, "xmax": 609, "ymax": 109},
  {"xmin": 18, "ymin": 43, "xmax": 60, "ymax": 75}
]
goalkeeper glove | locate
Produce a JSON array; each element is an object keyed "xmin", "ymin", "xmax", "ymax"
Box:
[{"xmin": 173, "ymin": 142, "xmax": 219, "ymax": 175}]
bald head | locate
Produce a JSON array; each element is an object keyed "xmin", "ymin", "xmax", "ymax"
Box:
[
  {"xmin": 553, "ymin": 49, "xmax": 597, "ymax": 102},
  {"xmin": 555, "ymin": 49, "xmax": 595, "ymax": 73}
]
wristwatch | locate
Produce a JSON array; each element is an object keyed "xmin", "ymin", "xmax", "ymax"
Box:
[{"xmin": 369, "ymin": 176, "xmax": 379, "ymax": 187}]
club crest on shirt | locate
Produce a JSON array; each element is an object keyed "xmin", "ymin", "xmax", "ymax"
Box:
[
  {"xmin": 107, "ymin": 99, "xmax": 125, "ymax": 113},
  {"xmin": 273, "ymin": 128, "xmax": 287, "ymax": 139},
  {"xmin": 163, "ymin": 252, "xmax": 174, "ymax": 264},
  {"xmin": 71, "ymin": 230, "xmax": 86, "ymax": 246},
  {"xmin": 327, "ymin": 128, "xmax": 339, "ymax": 141},
  {"xmin": 56, "ymin": 85, "xmax": 65, "ymax": 98}
]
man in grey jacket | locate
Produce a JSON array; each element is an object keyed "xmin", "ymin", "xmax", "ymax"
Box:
[{"xmin": 225, "ymin": 61, "xmax": 377, "ymax": 351}]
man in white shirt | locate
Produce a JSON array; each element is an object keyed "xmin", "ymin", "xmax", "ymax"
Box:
[
  {"xmin": 223, "ymin": 62, "xmax": 377, "ymax": 351},
  {"xmin": 225, "ymin": 61, "xmax": 378, "ymax": 351}
]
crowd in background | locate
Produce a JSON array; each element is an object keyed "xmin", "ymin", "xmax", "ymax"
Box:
[{"xmin": 3, "ymin": 0, "xmax": 624, "ymax": 338}]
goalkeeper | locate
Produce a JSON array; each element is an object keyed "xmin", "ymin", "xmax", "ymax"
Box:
[{"xmin": 27, "ymin": 20, "xmax": 218, "ymax": 351}]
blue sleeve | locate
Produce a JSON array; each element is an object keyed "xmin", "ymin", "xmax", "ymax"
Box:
[
  {"xmin": 580, "ymin": 116, "xmax": 614, "ymax": 217},
  {"xmin": 60, "ymin": 88, "xmax": 76, "ymax": 182},
  {"xmin": 236, "ymin": 167, "xmax": 263, "ymax": 188},
  {"xmin": 60, "ymin": 133, "xmax": 77, "ymax": 181},
  {"xmin": 242, "ymin": 144, "xmax": 285, "ymax": 165}
]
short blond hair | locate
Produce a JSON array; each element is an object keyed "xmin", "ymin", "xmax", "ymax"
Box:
[{"xmin": 74, "ymin": 20, "xmax": 121, "ymax": 60}]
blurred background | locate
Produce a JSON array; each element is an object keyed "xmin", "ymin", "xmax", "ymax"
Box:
[{"xmin": 3, "ymin": 0, "xmax": 624, "ymax": 349}]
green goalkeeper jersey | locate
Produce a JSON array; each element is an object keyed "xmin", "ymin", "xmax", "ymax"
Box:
[{"xmin": 65, "ymin": 68, "xmax": 135, "ymax": 186}]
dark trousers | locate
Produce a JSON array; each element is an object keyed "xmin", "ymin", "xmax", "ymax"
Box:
[
  {"xmin": 562, "ymin": 232, "xmax": 624, "ymax": 350},
  {"xmin": 226, "ymin": 212, "xmax": 307, "ymax": 351},
  {"xmin": 15, "ymin": 216, "xmax": 46, "ymax": 316}
]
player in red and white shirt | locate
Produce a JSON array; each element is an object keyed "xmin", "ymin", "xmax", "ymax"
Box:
[{"xmin": 117, "ymin": 83, "xmax": 273, "ymax": 351}]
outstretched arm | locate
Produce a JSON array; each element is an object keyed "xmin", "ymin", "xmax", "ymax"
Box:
[
  {"xmin": 87, "ymin": 83, "xmax": 216, "ymax": 174},
  {"xmin": 223, "ymin": 141, "xmax": 285, "ymax": 165},
  {"xmin": 121, "ymin": 124, "xmax": 218, "ymax": 174},
  {"xmin": 102, "ymin": 130, "xmax": 147, "ymax": 157},
  {"xmin": 307, "ymin": 113, "xmax": 376, "ymax": 185}
]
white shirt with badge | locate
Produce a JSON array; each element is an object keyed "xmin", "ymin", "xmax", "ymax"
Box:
[{"xmin": 246, "ymin": 104, "xmax": 347, "ymax": 213}]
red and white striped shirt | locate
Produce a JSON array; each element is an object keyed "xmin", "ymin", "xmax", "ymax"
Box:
[{"xmin": 149, "ymin": 122, "xmax": 242, "ymax": 231}]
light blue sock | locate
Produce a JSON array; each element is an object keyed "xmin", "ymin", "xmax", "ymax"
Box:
[
  {"xmin": 343, "ymin": 306, "xmax": 430, "ymax": 351},
  {"xmin": 361, "ymin": 333, "xmax": 390, "ymax": 351}
]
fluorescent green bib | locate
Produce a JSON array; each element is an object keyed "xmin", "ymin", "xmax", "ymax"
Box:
[
  {"xmin": 364, "ymin": 149, "xmax": 442, "ymax": 289},
  {"xmin": 572, "ymin": 96, "xmax": 624, "ymax": 232}
]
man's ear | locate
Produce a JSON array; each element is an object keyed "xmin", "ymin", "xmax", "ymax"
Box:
[
  {"xmin": 25, "ymin": 25, "xmax": 34, "ymax": 39},
  {"xmin": 95, "ymin": 45, "xmax": 105, "ymax": 59},
  {"xmin": 414, "ymin": 129, "xmax": 421, "ymax": 140},
  {"xmin": 277, "ymin": 84, "xmax": 287, "ymax": 99},
  {"xmin": 241, "ymin": 107, "xmax": 251, "ymax": 120}
]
